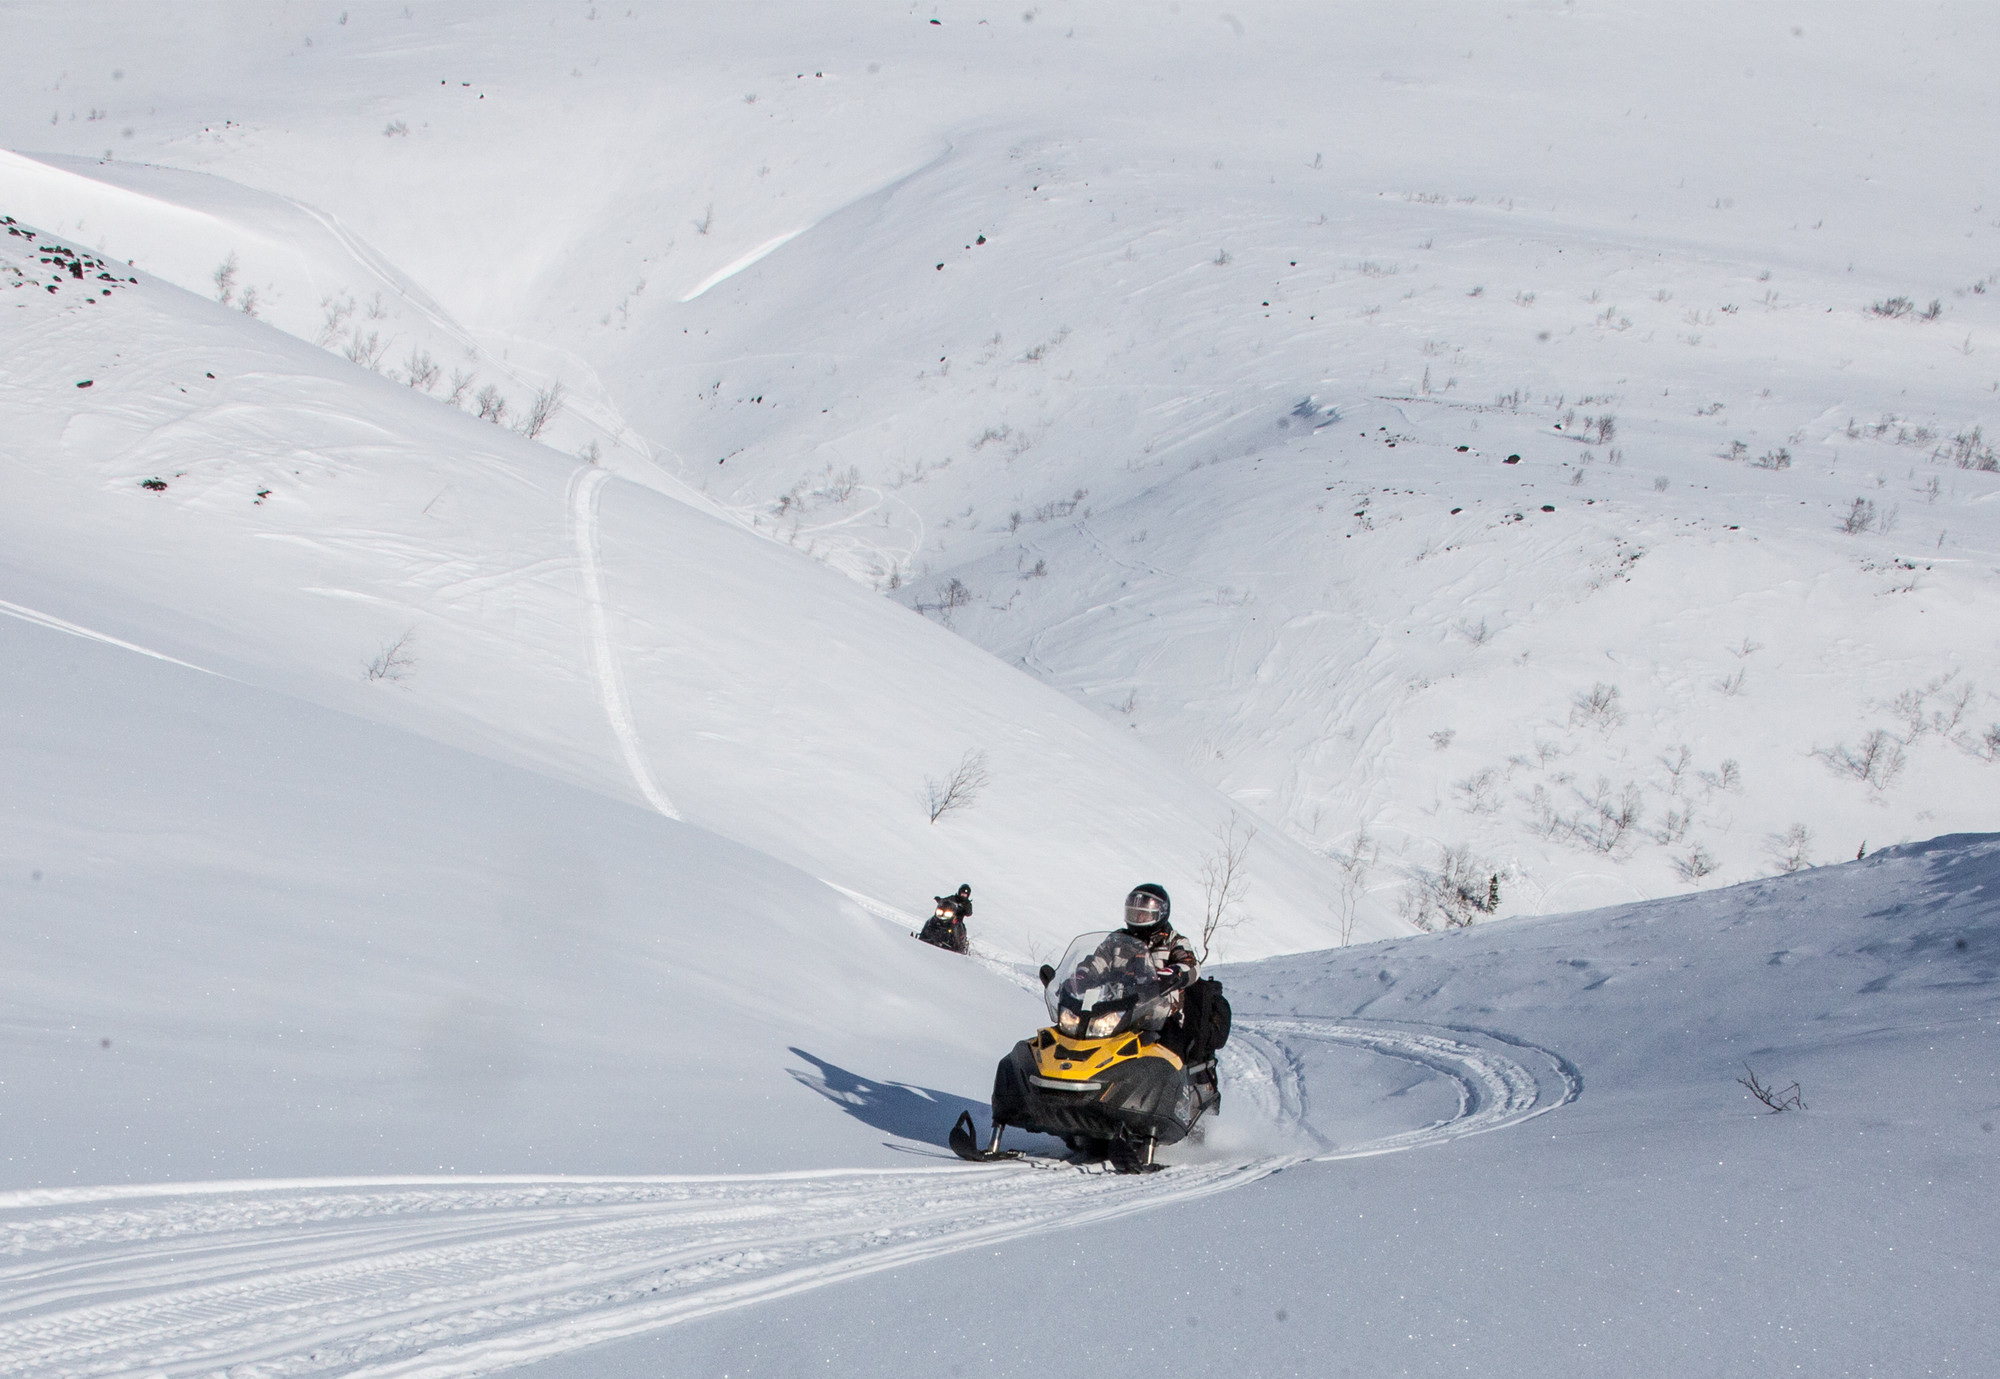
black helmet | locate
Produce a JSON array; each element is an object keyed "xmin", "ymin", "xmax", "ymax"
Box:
[
  {"xmin": 1123, "ymin": 883, "xmax": 1171, "ymax": 933},
  {"xmin": 956, "ymin": 884, "xmax": 971, "ymax": 897}
]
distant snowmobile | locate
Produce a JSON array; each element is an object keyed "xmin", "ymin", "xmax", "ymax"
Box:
[
  {"xmin": 950, "ymin": 929, "xmax": 1228, "ymax": 1172},
  {"xmin": 917, "ymin": 888, "xmax": 971, "ymax": 954}
]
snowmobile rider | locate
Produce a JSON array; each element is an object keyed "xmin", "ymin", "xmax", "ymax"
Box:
[
  {"xmin": 918, "ymin": 883, "xmax": 973, "ymax": 954},
  {"xmin": 1121, "ymin": 883, "xmax": 1198, "ymax": 1021}
]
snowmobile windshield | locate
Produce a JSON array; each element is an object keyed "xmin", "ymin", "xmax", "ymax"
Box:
[{"xmin": 1046, "ymin": 932, "xmax": 1172, "ymax": 1038}]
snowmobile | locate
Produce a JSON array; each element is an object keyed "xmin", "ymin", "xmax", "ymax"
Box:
[
  {"xmin": 917, "ymin": 897, "xmax": 970, "ymax": 954},
  {"xmin": 949, "ymin": 930, "xmax": 1223, "ymax": 1172}
]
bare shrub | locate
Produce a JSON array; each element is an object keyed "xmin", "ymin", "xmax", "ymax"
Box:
[
  {"xmin": 474, "ymin": 384, "xmax": 509, "ymax": 425},
  {"xmin": 1752, "ymin": 448, "xmax": 1792, "ymax": 470},
  {"xmin": 1455, "ymin": 616, "xmax": 1493, "ymax": 645},
  {"xmin": 404, "ymin": 348, "xmax": 441, "ymax": 392},
  {"xmin": 1401, "ymin": 844, "xmax": 1497, "ymax": 931},
  {"xmin": 1814, "ymin": 730, "xmax": 1906, "ymax": 789},
  {"xmin": 1672, "ymin": 844, "xmax": 1717, "ymax": 883},
  {"xmin": 1526, "ymin": 777, "xmax": 1643, "ymax": 854},
  {"xmin": 1454, "ymin": 768, "xmax": 1500, "ymax": 814},
  {"xmin": 1570, "ymin": 682, "xmax": 1625, "ymax": 732},
  {"xmin": 1697, "ymin": 758, "xmax": 1744, "ymax": 794},
  {"xmin": 1714, "ymin": 668, "xmax": 1748, "ymax": 697},
  {"xmin": 924, "ymin": 749, "xmax": 990, "ymax": 823},
  {"xmin": 1738, "ymin": 1064, "xmax": 1805, "ymax": 1112},
  {"xmin": 1574, "ymin": 777, "xmax": 1643, "ymax": 853},
  {"xmin": 364, "ymin": 629, "xmax": 416, "ymax": 683},
  {"xmin": 1429, "ymin": 728, "xmax": 1456, "ymax": 751},
  {"xmin": 315, "ymin": 293, "xmax": 357, "ymax": 348},
  {"xmin": 813, "ymin": 464, "xmax": 860, "ymax": 505},
  {"xmin": 446, "ymin": 368, "xmax": 476, "ymax": 407},
  {"xmin": 1654, "ymin": 805, "xmax": 1692, "ymax": 845},
  {"xmin": 1869, "ymin": 296, "xmax": 1913, "ymax": 318},
  {"xmin": 1841, "ymin": 497, "xmax": 1877, "ymax": 534},
  {"xmin": 238, "ymin": 285, "xmax": 260, "ymax": 318},
  {"xmin": 1767, "ymin": 823, "xmax": 1813, "ymax": 873},
  {"xmin": 213, "ymin": 252, "xmax": 239, "ymax": 306},
  {"xmin": 345, "ymin": 329, "xmax": 388, "ymax": 371},
  {"xmin": 519, "ymin": 381, "xmax": 566, "ymax": 439},
  {"xmin": 1659, "ymin": 744, "xmax": 1693, "ymax": 794},
  {"xmin": 1973, "ymin": 724, "xmax": 2000, "ymax": 761},
  {"xmin": 1945, "ymin": 426, "xmax": 1997, "ymax": 471},
  {"xmin": 1197, "ymin": 814, "xmax": 1256, "ymax": 961}
]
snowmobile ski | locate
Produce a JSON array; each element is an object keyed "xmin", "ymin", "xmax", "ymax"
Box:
[{"xmin": 949, "ymin": 1110, "xmax": 1022, "ymax": 1162}]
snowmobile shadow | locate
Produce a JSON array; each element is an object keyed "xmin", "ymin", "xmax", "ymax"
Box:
[{"xmin": 786, "ymin": 1049, "xmax": 1064, "ymax": 1158}]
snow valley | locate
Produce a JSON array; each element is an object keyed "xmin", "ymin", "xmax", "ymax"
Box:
[{"xmin": 1, "ymin": 4, "xmax": 1996, "ymax": 1377}]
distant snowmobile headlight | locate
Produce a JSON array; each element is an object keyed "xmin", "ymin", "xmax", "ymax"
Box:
[
  {"xmin": 1086, "ymin": 1009, "xmax": 1126, "ymax": 1039},
  {"xmin": 1057, "ymin": 1008, "xmax": 1081, "ymax": 1036}
]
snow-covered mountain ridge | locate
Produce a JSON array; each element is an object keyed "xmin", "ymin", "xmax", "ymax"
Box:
[{"xmin": 4, "ymin": 3, "xmax": 1992, "ymax": 924}]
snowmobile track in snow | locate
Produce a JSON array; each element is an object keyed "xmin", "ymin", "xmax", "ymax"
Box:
[{"xmin": 0, "ymin": 1019, "xmax": 1572, "ymax": 1377}]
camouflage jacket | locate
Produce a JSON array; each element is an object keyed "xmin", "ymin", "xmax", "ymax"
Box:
[{"xmin": 1131, "ymin": 924, "xmax": 1198, "ymax": 1015}]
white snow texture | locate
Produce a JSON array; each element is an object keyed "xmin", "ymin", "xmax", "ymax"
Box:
[{"xmin": 0, "ymin": 4, "xmax": 1995, "ymax": 1377}]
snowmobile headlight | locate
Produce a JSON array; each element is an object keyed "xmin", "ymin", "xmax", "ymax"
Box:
[
  {"xmin": 1085, "ymin": 1009, "xmax": 1126, "ymax": 1039},
  {"xmin": 1057, "ymin": 1008, "xmax": 1081, "ymax": 1036}
]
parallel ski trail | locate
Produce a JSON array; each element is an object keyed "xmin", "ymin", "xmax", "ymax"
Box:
[{"xmin": 0, "ymin": 1019, "xmax": 1574, "ymax": 1377}]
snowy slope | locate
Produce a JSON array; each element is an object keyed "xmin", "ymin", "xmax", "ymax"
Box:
[
  {"xmin": 519, "ymin": 835, "xmax": 2000, "ymax": 1379},
  {"xmin": 5, "ymin": 828, "xmax": 1990, "ymax": 1377},
  {"xmin": 0, "ymin": 209, "xmax": 1373, "ymax": 960},
  {"xmin": 3, "ymin": 6, "xmax": 1998, "ymax": 1376},
  {"xmin": 5, "ymin": 3, "xmax": 1991, "ymax": 926},
  {"xmin": 0, "ymin": 607, "xmax": 1067, "ymax": 1183}
]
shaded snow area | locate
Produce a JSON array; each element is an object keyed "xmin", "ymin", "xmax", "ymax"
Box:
[{"xmin": 1, "ymin": 4, "xmax": 1996, "ymax": 1377}]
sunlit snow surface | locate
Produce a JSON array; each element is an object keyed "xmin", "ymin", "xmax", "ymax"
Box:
[{"xmin": 2, "ymin": 4, "xmax": 1997, "ymax": 1376}]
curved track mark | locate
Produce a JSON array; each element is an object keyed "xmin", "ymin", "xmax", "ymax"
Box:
[
  {"xmin": 567, "ymin": 466, "xmax": 679, "ymax": 819},
  {"xmin": 0, "ymin": 1019, "xmax": 1571, "ymax": 1376}
]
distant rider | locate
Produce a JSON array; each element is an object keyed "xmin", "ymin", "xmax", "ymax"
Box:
[{"xmin": 918, "ymin": 883, "xmax": 973, "ymax": 954}]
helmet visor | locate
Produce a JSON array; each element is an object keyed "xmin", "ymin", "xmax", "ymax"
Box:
[{"xmin": 1124, "ymin": 891, "xmax": 1166, "ymax": 928}]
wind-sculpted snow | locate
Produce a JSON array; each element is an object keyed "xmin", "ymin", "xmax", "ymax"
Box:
[{"xmin": 0, "ymin": 1020, "xmax": 1573, "ymax": 1378}]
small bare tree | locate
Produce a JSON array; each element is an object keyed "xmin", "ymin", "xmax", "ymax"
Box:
[
  {"xmin": 213, "ymin": 252, "xmax": 239, "ymax": 306},
  {"xmin": 519, "ymin": 380, "xmax": 566, "ymax": 439},
  {"xmin": 1197, "ymin": 813, "xmax": 1256, "ymax": 961},
  {"xmin": 474, "ymin": 384, "xmax": 509, "ymax": 425},
  {"xmin": 364, "ymin": 629, "xmax": 417, "ymax": 683},
  {"xmin": 1570, "ymin": 682, "xmax": 1625, "ymax": 732},
  {"xmin": 1814, "ymin": 730, "xmax": 1905, "ymax": 790},
  {"xmin": 1767, "ymin": 823, "xmax": 1813, "ymax": 874},
  {"xmin": 1672, "ymin": 843, "xmax": 1718, "ymax": 883},
  {"xmin": 404, "ymin": 347, "xmax": 441, "ymax": 392},
  {"xmin": 924, "ymin": 749, "xmax": 990, "ymax": 823},
  {"xmin": 1331, "ymin": 829, "xmax": 1377, "ymax": 947}
]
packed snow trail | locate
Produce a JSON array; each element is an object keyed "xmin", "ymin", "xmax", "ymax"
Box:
[
  {"xmin": 0, "ymin": 599, "xmax": 218, "ymax": 678},
  {"xmin": 0, "ymin": 1020, "xmax": 1572, "ymax": 1378},
  {"xmin": 566, "ymin": 466, "xmax": 680, "ymax": 820}
]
